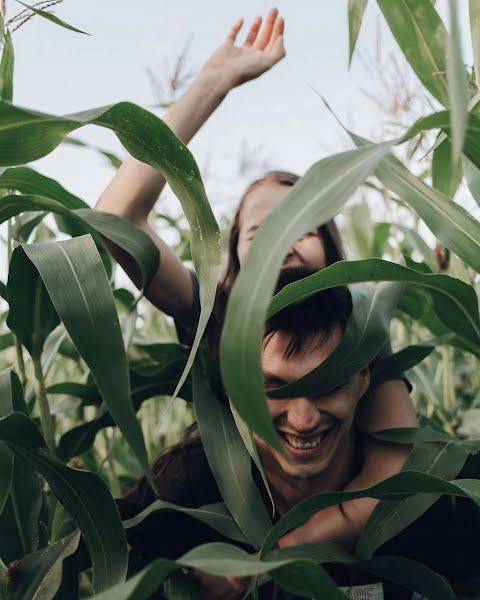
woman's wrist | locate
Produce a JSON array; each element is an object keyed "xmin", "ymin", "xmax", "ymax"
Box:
[{"xmin": 195, "ymin": 68, "xmax": 234, "ymax": 100}]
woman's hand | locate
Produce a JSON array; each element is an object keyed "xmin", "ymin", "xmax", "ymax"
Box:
[{"xmin": 199, "ymin": 8, "xmax": 285, "ymax": 95}]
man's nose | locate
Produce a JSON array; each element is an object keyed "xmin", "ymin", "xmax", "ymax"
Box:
[{"xmin": 287, "ymin": 397, "xmax": 321, "ymax": 432}]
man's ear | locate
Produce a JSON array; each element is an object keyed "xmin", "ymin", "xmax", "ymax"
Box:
[{"xmin": 358, "ymin": 365, "xmax": 370, "ymax": 396}]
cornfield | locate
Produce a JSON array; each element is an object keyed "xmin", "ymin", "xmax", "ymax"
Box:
[{"xmin": 1, "ymin": 1, "xmax": 480, "ymax": 599}]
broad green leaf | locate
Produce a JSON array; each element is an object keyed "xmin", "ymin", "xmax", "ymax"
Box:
[
  {"xmin": 370, "ymin": 335, "xmax": 453, "ymax": 386},
  {"xmin": 268, "ymin": 259, "xmax": 480, "ymax": 355},
  {"xmin": 220, "ymin": 141, "xmax": 395, "ymax": 448},
  {"xmin": 376, "ymin": 0, "xmax": 450, "ymax": 106},
  {"xmin": 270, "ymin": 560, "xmax": 347, "ymax": 599},
  {"xmin": 356, "ymin": 439, "xmax": 479, "ymax": 558},
  {"xmin": 0, "ymin": 30, "xmax": 13, "ymax": 102},
  {"xmin": 6, "ymin": 531, "xmax": 80, "ymax": 600},
  {"xmin": 268, "ymin": 282, "xmax": 403, "ymax": 399},
  {"xmin": 193, "ymin": 361, "xmax": 272, "ymax": 549},
  {"xmin": 230, "ymin": 402, "xmax": 275, "ymax": 518},
  {"xmin": 123, "ymin": 500, "xmax": 248, "ymax": 544},
  {"xmin": 463, "ymin": 155, "xmax": 480, "ymax": 208},
  {"xmin": 57, "ymin": 356, "xmax": 191, "ymax": 461},
  {"xmin": 446, "ymin": 0, "xmax": 469, "ymax": 162},
  {"xmin": 0, "ymin": 195, "xmax": 159, "ymax": 291},
  {"xmin": 431, "ymin": 136, "xmax": 463, "ymax": 198},
  {"xmin": 6, "ymin": 246, "xmax": 60, "ymax": 358},
  {"xmin": 0, "ymin": 369, "xmax": 13, "ymax": 515},
  {"xmin": 261, "ymin": 469, "xmax": 480, "ymax": 554},
  {"xmin": 15, "ymin": 1, "xmax": 90, "ymax": 35},
  {"xmin": 0, "ymin": 332, "xmax": 14, "ymax": 351},
  {"xmin": 470, "ymin": 0, "xmax": 480, "ymax": 86},
  {"xmin": 0, "ymin": 100, "xmax": 221, "ymax": 404},
  {"xmin": 348, "ymin": 0, "xmax": 369, "ymax": 64},
  {"xmin": 0, "ymin": 167, "xmax": 87, "ymax": 208},
  {"xmin": 22, "ymin": 236, "xmax": 153, "ymax": 488},
  {"xmin": 0, "ymin": 412, "xmax": 128, "ymax": 592}
]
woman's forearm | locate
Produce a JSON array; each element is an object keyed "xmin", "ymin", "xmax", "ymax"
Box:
[{"xmin": 95, "ymin": 71, "xmax": 230, "ymax": 223}]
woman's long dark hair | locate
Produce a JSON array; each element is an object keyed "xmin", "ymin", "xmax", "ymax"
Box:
[{"xmin": 207, "ymin": 170, "xmax": 346, "ymax": 358}]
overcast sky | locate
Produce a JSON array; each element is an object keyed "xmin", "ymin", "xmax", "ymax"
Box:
[{"xmin": 1, "ymin": 0, "xmax": 475, "ymax": 274}]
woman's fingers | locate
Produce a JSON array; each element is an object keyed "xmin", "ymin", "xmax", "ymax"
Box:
[
  {"xmin": 266, "ymin": 15, "xmax": 284, "ymax": 52},
  {"xmin": 243, "ymin": 16, "xmax": 262, "ymax": 46},
  {"xmin": 254, "ymin": 7, "xmax": 278, "ymax": 50},
  {"xmin": 226, "ymin": 18, "xmax": 244, "ymax": 45}
]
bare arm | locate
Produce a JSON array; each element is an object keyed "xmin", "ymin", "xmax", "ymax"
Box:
[{"xmin": 95, "ymin": 9, "xmax": 286, "ymax": 323}]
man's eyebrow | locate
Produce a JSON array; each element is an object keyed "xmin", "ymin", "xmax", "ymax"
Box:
[{"xmin": 246, "ymin": 224, "xmax": 259, "ymax": 235}]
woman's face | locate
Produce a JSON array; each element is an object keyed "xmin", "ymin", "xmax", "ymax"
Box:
[{"xmin": 236, "ymin": 182, "xmax": 327, "ymax": 269}]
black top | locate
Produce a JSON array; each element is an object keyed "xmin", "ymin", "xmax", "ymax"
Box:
[{"xmin": 124, "ymin": 437, "xmax": 480, "ymax": 600}]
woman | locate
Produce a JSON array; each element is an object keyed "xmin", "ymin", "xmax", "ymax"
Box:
[{"xmin": 96, "ymin": 8, "xmax": 418, "ymax": 593}]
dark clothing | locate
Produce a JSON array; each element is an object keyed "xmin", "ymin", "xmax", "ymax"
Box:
[{"xmin": 125, "ymin": 436, "xmax": 480, "ymax": 600}]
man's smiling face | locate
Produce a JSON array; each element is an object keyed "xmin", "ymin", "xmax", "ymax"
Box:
[{"xmin": 256, "ymin": 326, "xmax": 370, "ymax": 481}]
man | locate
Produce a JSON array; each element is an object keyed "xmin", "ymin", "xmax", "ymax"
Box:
[{"xmin": 125, "ymin": 279, "xmax": 480, "ymax": 599}]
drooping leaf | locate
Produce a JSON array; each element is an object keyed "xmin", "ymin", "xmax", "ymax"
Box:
[
  {"xmin": 376, "ymin": 0, "xmax": 450, "ymax": 106},
  {"xmin": 268, "ymin": 259, "xmax": 480, "ymax": 356},
  {"xmin": 220, "ymin": 141, "xmax": 395, "ymax": 448},
  {"xmin": 15, "ymin": 1, "xmax": 90, "ymax": 35},
  {"xmin": 356, "ymin": 439, "xmax": 480, "ymax": 558},
  {"xmin": 431, "ymin": 135, "xmax": 463, "ymax": 198},
  {"xmin": 22, "ymin": 235, "xmax": 153, "ymax": 489},
  {"xmin": 0, "ymin": 412, "xmax": 128, "ymax": 592},
  {"xmin": 123, "ymin": 500, "xmax": 248, "ymax": 544},
  {"xmin": 446, "ymin": 0, "xmax": 469, "ymax": 162},
  {"xmin": 348, "ymin": 0, "xmax": 369, "ymax": 64},
  {"xmin": 470, "ymin": 0, "xmax": 480, "ymax": 86},
  {"xmin": 0, "ymin": 369, "xmax": 13, "ymax": 515},
  {"xmin": 0, "ymin": 195, "xmax": 159, "ymax": 291},
  {"xmin": 0, "ymin": 100, "xmax": 221, "ymax": 402},
  {"xmin": 6, "ymin": 531, "xmax": 80, "ymax": 600},
  {"xmin": 0, "ymin": 30, "xmax": 13, "ymax": 102},
  {"xmin": 6, "ymin": 246, "xmax": 60, "ymax": 358},
  {"xmin": 261, "ymin": 468, "xmax": 480, "ymax": 555},
  {"xmin": 193, "ymin": 361, "xmax": 272, "ymax": 549},
  {"xmin": 463, "ymin": 154, "xmax": 480, "ymax": 208},
  {"xmin": 370, "ymin": 335, "xmax": 454, "ymax": 386}
]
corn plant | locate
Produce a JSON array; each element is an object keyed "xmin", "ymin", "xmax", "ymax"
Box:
[{"xmin": 1, "ymin": 1, "xmax": 480, "ymax": 599}]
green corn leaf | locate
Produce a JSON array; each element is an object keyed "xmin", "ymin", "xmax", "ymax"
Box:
[
  {"xmin": 446, "ymin": 0, "xmax": 469, "ymax": 162},
  {"xmin": 376, "ymin": 0, "xmax": 450, "ymax": 106},
  {"xmin": 471, "ymin": 0, "xmax": 480, "ymax": 87},
  {"xmin": 267, "ymin": 282, "xmax": 403, "ymax": 399},
  {"xmin": 0, "ymin": 100, "xmax": 221, "ymax": 409},
  {"xmin": 6, "ymin": 531, "xmax": 80, "ymax": 600},
  {"xmin": 356, "ymin": 439, "xmax": 480, "ymax": 558},
  {"xmin": 0, "ymin": 167, "xmax": 87, "ymax": 208},
  {"xmin": 0, "ymin": 332, "xmax": 14, "ymax": 351},
  {"xmin": 0, "ymin": 30, "xmax": 13, "ymax": 102},
  {"xmin": 62, "ymin": 136, "xmax": 122, "ymax": 169},
  {"xmin": 0, "ymin": 369, "xmax": 13, "ymax": 515},
  {"xmin": 123, "ymin": 500, "xmax": 248, "ymax": 544},
  {"xmin": 15, "ymin": 1, "xmax": 90, "ymax": 35},
  {"xmin": 463, "ymin": 155, "xmax": 480, "ymax": 208},
  {"xmin": 22, "ymin": 235, "xmax": 153, "ymax": 489},
  {"xmin": 431, "ymin": 136, "xmax": 463, "ymax": 198},
  {"xmin": 0, "ymin": 195, "xmax": 159, "ymax": 291},
  {"xmin": 6, "ymin": 246, "xmax": 60, "ymax": 358},
  {"xmin": 261, "ymin": 468, "xmax": 480, "ymax": 555},
  {"xmin": 348, "ymin": 0, "xmax": 369, "ymax": 64},
  {"xmin": 220, "ymin": 141, "xmax": 395, "ymax": 449},
  {"xmin": 0, "ymin": 412, "xmax": 128, "ymax": 592},
  {"xmin": 193, "ymin": 361, "xmax": 272, "ymax": 549},
  {"xmin": 268, "ymin": 259, "xmax": 480, "ymax": 356},
  {"xmin": 370, "ymin": 335, "xmax": 454, "ymax": 386}
]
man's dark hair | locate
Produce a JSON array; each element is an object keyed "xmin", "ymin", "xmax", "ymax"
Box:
[{"xmin": 265, "ymin": 266, "xmax": 353, "ymax": 358}]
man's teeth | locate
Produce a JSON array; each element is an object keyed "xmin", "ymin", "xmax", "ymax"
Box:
[{"xmin": 284, "ymin": 432, "xmax": 327, "ymax": 450}]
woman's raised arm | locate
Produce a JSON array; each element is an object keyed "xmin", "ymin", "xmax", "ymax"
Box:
[{"xmin": 95, "ymin": 8, "xmax": 285, "ymax": 324}]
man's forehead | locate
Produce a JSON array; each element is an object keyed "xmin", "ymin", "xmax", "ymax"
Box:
[{"xmin": 261, "ymin": 327, "xmax": 343, "ymax": 378}]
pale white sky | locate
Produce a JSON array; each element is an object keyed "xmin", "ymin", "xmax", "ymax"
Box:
[{"xmin": 0, "ymin": 0, "xmax": 475, "ymax": 273}]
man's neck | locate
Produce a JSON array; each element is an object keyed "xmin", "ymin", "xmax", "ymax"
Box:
[{"xmin": 266, "ymin": 429, "xmax": 358, "ymax": 516}]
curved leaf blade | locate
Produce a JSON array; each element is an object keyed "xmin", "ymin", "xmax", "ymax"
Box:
[
  {"xmin": 0, "ymin": 412, "xmax": 128, "ymax": 592},
  {"xmin": 220, "ymin": 142, "xmax": 395, "ymax": 448},
  {"xmin": 348, "ymin": 0, "xmax": 369, "ymax": 64}
]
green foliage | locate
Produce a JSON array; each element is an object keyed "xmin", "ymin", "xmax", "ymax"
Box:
[{"xmin": 0, "ymin": 2, "xmax": 480, "ymax": 599}]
